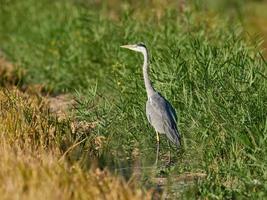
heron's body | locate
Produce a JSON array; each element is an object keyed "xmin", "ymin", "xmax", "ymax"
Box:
[
  {"xmin": 146, "ymin": 92, "xmax": 180, "ymax": 146},
  {"xmin": 121, "ymin": 43, "xmax": 181, "ymax": 163}
]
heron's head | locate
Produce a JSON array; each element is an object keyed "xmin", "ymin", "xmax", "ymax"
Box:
[{"xmin": 120, "ymin": 43, "xmax": 147, "ymax": 53}]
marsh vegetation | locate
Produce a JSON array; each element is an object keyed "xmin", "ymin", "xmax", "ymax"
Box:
[{"xmin": 0, "ymin": 0, "xmax": 267, "ymax": 199}]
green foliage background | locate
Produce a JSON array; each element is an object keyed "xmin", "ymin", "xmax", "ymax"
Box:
[{"xmin": 0, "ymin": 0, "xmax": 267, "ymax": 198}]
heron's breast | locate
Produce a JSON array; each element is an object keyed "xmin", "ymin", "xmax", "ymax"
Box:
[{"xmin": 146, "ymin": 111, "xmax": 165, "ymax": 133}]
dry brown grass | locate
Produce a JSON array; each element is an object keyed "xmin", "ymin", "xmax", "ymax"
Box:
[
  {"xmin": 0, "ymin": 88, "xmax": 152, "ymax": 200},
  {"xmin": 0, "ymin": 55, "xmax": 24, "ymax": 87}
]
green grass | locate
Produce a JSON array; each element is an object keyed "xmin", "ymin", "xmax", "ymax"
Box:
[{"xmin": 0, "ymin": 0, "xmax": 267, "ymax": 199}]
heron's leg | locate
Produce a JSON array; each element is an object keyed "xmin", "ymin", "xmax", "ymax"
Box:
[
  {"xmin": 155, "ymin": 132, "xmax": 160, "ymax": 165},
  {"xmin": 167, "ymin": 140, "xmax": 171, "ymax": 165}
]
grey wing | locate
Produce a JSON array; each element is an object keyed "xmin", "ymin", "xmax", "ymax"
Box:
[
  {"xmin": 166, "ymin": 100, "xmax": 178, "ymax": 123},
  {"xmin": 148, "ymin": 93, "xmax": 180, "ymax": 146}
]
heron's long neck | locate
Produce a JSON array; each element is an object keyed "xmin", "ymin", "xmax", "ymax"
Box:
[{"xmin": 142, "ymin": 49, "xmax": 155, "ymax": 98}]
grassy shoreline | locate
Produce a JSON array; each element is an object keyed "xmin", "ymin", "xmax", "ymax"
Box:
[{"xmin": 0, "ymin": 0, "xmax": 267, "ymax": 199}]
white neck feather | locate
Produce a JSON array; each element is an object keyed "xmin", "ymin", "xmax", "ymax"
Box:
[{"xmin": 141, "ymin": 48, "xmax": 155, "ymax": 98}]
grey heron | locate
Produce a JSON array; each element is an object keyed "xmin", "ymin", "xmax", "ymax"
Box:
[{"xmin": 121, "ymin": 43, "xmax": 181, "ymax": 164}]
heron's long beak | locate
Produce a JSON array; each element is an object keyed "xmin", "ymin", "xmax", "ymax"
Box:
[{"xmin": 120, "ymin": 44, "xmax": 136, "ymax": 50}]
